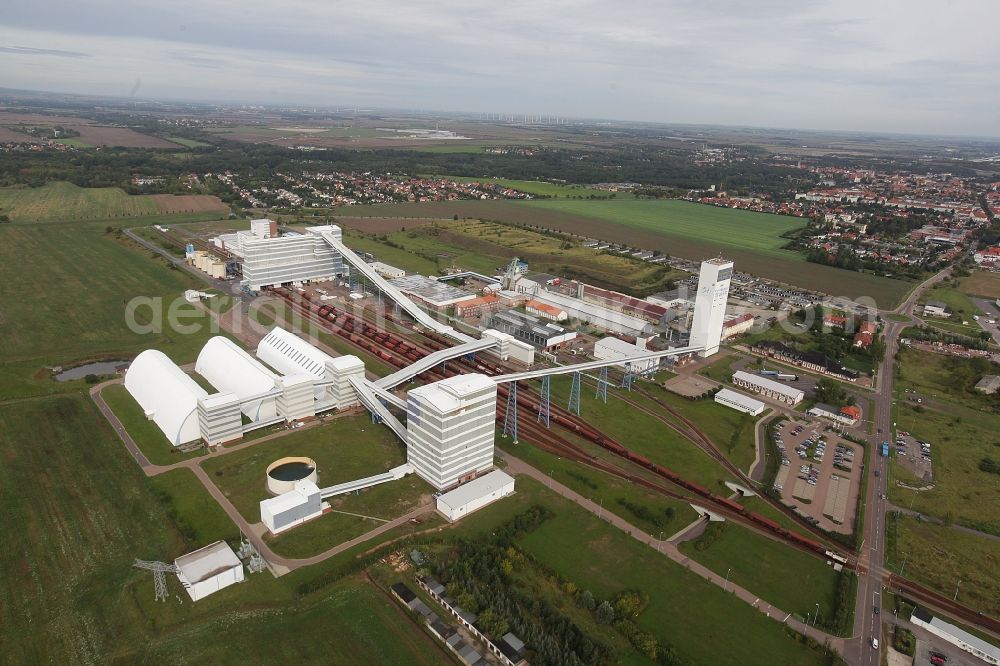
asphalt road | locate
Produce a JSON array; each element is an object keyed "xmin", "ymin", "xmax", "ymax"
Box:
[{"xmin": 845, "ymin": 267, "xmax": 952, "ymax": 666}]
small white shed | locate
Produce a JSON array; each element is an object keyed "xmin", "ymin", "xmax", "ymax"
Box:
[{"xmin": 174, "ymin": 541, "xmax": 245, "ymax": 601}]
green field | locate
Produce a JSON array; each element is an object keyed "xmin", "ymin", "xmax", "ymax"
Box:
[
  {"xmin": 329, "ymin": 199, "xmax": 914, "ymax": 307},
  {"xmin": 440, "ymin": 175, "xmax": 628, "ymax": 198},
  {"xmin": 0, "ymin": 181, "xmax": 158, "ymax": 222},
  {"xmin": 524, "ymin": 198, "xmax": 804, "ymax": 253},
  {"xmin": 545, "ymin": 374, "xmax": 735, "ymax": 491},
  {"xmin": 164, "ymin": 136, "xmax": 212, "ymax": 148},
  {"xmin": 202, "ymin": 414, "xmax": 432, "ymax": 558},
  {"xmin": 518, "ymin": 488, "xmax": 835, "ymax": 665},
  {"xmin": 919, "ymin": 285, "xmax": 984, "ymax": 320},
  {"xmin": 891, "ymin": 398, "xmax": 1000, "ymax": 535},
  {"xmin": 885, "ymin": 514, "xmax": 1000, "ymax": 617},
  {"xmin": 343, "ymin": 218, "xmax": 683, "ymax": 295},
  {"xmin": 678, "ymin": 522, "xmax": 842, "ymax": 627},
  {"xmin": 0, "ymin": 223, "xmax": 230, "ymax": 398}
]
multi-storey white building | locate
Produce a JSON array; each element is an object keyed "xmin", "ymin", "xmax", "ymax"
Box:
[
  {"xmin": 689, "ymin": 258, "xmax": 733, "ymax": 356},
  {"xmin": 405, "ymin": 374, "xmax": 497, "ymax": 490},
  {"xmin": 238, "ymin": 224, "xmax": 346, "ymax": 291}
]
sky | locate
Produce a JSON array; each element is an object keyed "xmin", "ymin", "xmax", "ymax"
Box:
[{"xmin": 2, "ymin": 0, "xmax": 999, "ymax": 136}]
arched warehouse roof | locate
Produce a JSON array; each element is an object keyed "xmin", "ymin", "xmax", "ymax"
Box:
[
  {"xmin": 124, "ymin": 350, "xmax": 208, "ymax": 446},
  {"xmin": 196, "ymin": 336, "xmax": 278, "ymax": 421},
  {"xmin": 256, "ymin": 326, "xmax": 337, "ymax": 379}
]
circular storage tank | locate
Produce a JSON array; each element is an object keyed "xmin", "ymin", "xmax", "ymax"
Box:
[{"xmin": 266, "ymin": 456, "xmax": 318, "ymax": 495}]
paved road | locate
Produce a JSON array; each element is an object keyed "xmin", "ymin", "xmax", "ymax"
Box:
[
  {"xmin": 502, "ymin": 452, "xmax": 845, "ymax": 651},
  {"xmin": 846, "ymin": 267, "xmax": 952, "ymax": 666},
  {"xmin": 971, "ymin": 297, "xmax": 1000, "ymax": 345}
]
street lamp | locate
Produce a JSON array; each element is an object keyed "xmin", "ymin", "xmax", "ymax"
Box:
[
  {"xmin": 814, "ymin": 603, "xmax": 820, "ymax": 626},
  {"xmin": 899, "ymin": 552, "xmax": 909, "ymax": 577},
  {"xmin": 725, "ymin": 567, "xmax": 732, "ymax": 591},
  {"xmin": 658, "ymin": 531, "xmax": 664, "ymax": 554},
  {"xmin": 954, "ymin": 579, "xmax": 962, "ymax": 601}
]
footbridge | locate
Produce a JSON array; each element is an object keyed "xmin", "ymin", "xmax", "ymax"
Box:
[
  {"xmin": 374, "ymin": 338, "xmax": 497, "ymax": 390},
  {"xmin": 320, "ymin": 231, "xmax": 475, "ymax": 344}
]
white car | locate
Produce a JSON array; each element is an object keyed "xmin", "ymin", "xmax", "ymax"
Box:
[{"xmin": 872, "ymin": 638, "xmax": 879, "ymax": 650}]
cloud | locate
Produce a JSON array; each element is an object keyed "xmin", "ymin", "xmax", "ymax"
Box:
[
  {"xmin": 0, "ymin": 0, "xmax": 998, "ymax": 135},
  {"xmin": 0, "ymin": 45, "xmax": 88, "ymax": 58}
]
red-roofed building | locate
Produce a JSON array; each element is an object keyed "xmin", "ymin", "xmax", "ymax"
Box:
[
  {"xmin": 525, "ymin": 300, "xmax": 568, "ymax": 322},
  {"xmin": 721, "ymin": 313, "xmax": 754, "ymax": 340},
  {"xmin": 853, "ymin": 320, "xmax": 877, "ymax": 348},
  {"xmin": 454, "ymin": 295, "xmax": 500, "ymax": 319},
  {"xmin": 974, "ymin": 246, "xmax": 1000, "ymax": 268},
  {"xmin": 839, "ymin": 405, "xmax": 862, "ymax": 422}
]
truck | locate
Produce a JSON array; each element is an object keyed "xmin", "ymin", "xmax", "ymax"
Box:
[
  {"xmin": 760, "ymin": 370, "xmax": 779, "ymax": 377},
  {"xmin": 777, "ymin": 373, "xmax": 799, "ymax": 381},
  {"xmin": 881, "ymin": 442, "xmax": 889, "ymax": 457}
]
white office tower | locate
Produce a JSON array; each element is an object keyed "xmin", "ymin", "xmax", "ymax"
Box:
[
  {"xmin": 406, "ymin": 374, "xmax": 497, "ymax": 490},
  {"xmin": 689, "ymin": 258, "xmax": 733, "ymax": 357},
  {"xmin": 240, "ymin": 224, "xmax": 346, "ymax": 291}
]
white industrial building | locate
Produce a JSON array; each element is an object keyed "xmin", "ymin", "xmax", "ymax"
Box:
[
  {"xmin": 406, "ymin": 374, "xmax": 498, "ymax": 490},
  {"xmin": 481, "ymin": 329, "xmax": 535, "ymax": 365},
  {"xmin": 714, "ymin": 388, "xmax": 765, "ymax": 416},
  {"xmin": 124, "ymin": 350, "xmax": 209, "ymax": 446},
  {"xmin": 911, "ymin": 608, "xmax": 999, "ymax": 666},
  {"xmin": 174, "ymin": 541, "xmax": 245, "ymax": 602},
  {"xmin": 260, "ymin": 479, "xmax": 326, "ymax": 534},
  {"xmin": 196, "ymin": 336, "xmax": 279, "ymax": 422},
  {"xmin": 593, "ymin": 336, "xmax": 659, "ymax": 373},
  {"xmin": 436, "ymin": 470, "xmax": 515, "ymax": 521},
  {"xmin": 515, "ymin": 280, "xmax": 654, "ymax": 335},
  {"xmin": 732, "ymin": 370, "xmax": 804, "ymax": 405},
  {"xmin": 256, "ymin": 326, "xmax": 363, "ymax": 410},
  {"xmin": 369, "ymin": 261, "xmax": 405, "ymax": 279},
  {"xmin": 390, "ymin": 274, "xmax": 476, "ymax": 310},
  {"xmin": 220, "ymin": 223, "xmax": 346, "ymax": 291},
  {"xmin": 689, "ymin": 258, "xmax": 733, "ymax": 356}
]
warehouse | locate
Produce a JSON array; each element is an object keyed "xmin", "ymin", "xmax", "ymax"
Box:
[
  {"xmin": 436, "ymin": 470, "xmax": 515, "ymax": 521},
  {"xmin": 196, "ymin": 336, "xmax": 279, "ymax": 422},
  {"xmin": 714, "ymin": 388, "xmax": 765, "ymax": 416},
  {"xmin": 593, "ymin": 336, "xmax": 659, "ymax": 373},
  {"xmin": 233, "ymin": 224, "xmax": 346, "ymax": 291},
  {"xmin": 910, "ymin": 608, "xmax": 1000, "ymax": 665},
  {"xmin": 256, "ymin": 326, "xmax": 363, "ymax": 409},
  {"xmin": 174, "ymin": 541, "xmax": 245, "ymax": 602},
  {"xmin": 260, "ymin": 479, "xmax": 325, "ymax": 534},
  {"xmin": 732, "ymin": 370, "xmax": 804, "ymax": 405},
  {"xmin": 368, "ymin": 261, "xmax": 405, "ymax": 279},
  {"xmin": 518, "ymin": 282, "xmax": 655, "ymax": 335},
  {"xmin": 390, "ymin": 274, "xmax": 475, "ymax": 310},
  {"xmin": 124, "ymin": 349, "xmax": 209, "ymax": 446},
  {"xmin": 487, "ymin": 310, "xmax": 577, "ymax": 350},
  {"xmin": 525, "ymin": 299, "xmax": 568, "ymax": 322}
]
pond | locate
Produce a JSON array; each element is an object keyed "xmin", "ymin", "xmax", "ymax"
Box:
[{"xmin": 54, "ymin": 360, "xmax": 130, "ymax": 382}]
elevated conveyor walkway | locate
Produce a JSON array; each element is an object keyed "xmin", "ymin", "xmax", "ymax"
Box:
[
  {"xmin": 320, "ymin": 231, "xmax": 474, "ymax": 344},
  {"xmin": 491, "ymin": 345, "xmax": 704, "ymax": 383},
  {"xmin": 348, "ymin": 376, "xmax": 408, "ymax": 442},
  {"xmin": 319, "ymin": 463, "xmax": 414, "ymax": 499},
  {"xmin": 374, "ymin": 338, "xmax": 497, "ymax": 390}
]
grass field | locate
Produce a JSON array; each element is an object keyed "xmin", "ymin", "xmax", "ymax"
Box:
[
  {"xmin": 919, "ymin": 285, "xmax": 983, "ymax": 320},
  {"xmin": 0, "ymin": 222, "xmax": 230, "ymax": 398},
  {"xmin": 545, "ymin": 374, "xmax": 735, "ymax": 491},
  {"xmin": 517, "ymin": 486, "xmax": 835, "ymax": 665},
  {"xmin": 499, "ymin": 438, "xmax": 698, "ymax": 537},
  {"xmin": 678, "ymin": 522, "xmax": 841, "ymax": 624},
  {"xmin": 0, "ymin": 182, "xmax": 226, "ymax": 223},
  {"xmin": 344, "ymin": 218, "xmax": 683, "ymax": 295},
  {"xmin": 202, "ymin": 414, "xmax": 432, "ymax": 558},
  {"xmin": 329, "ymin": 199, "xmax": 914, "ymax": 307},
  {"xmin": 102, "ymin": 384, "xmax": 207, "ymax": 465},
  {"xmin": 438, "ymin": 175, "xmax": 629, "ymax": 198},
  {"xmin": 891, "ymin": 399, "xmax": 1000, "ymax": 535},
  {"xmin": 885, "ymin": 514, "xmax": 1000, "ymax": 617},
  {"xmin": 960, "ymin": 271, "xmax": 1000, "ymax": 299},
  {"xmin": 163, "ymin": 136, "xmax": 212, "ymax": 148}
]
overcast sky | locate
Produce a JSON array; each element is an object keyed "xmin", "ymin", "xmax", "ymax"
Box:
[{"xmin": 2, "ymin": 0, "xmax": 999, "ymax": 136}]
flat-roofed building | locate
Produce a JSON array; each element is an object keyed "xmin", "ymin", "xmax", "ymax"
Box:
[
  {"xmin": 238, "ymin": 225, "xmax": 346, "ymax": 291},
  {"xmin": 436, "ymin": 470, "xmax": 515, "ymax": 521},
  {"xmin": 732, "ymin": 370, "xmax": 804, "ymax": 405},
  {"xmin": 174, "ymin": 541, "xmax": 245, "ymax": 602},
  {"xmin": 714, "ymin": 388, "xmax": 765, "ymax": 415},
  {"xmin": 390, "ymin": 274, "xmax": 476, "ymax": 310}
]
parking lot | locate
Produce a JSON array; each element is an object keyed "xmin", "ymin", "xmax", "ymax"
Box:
[
  {"xmin": 893, "ymin": 428, "xmax": 934, "ymax": 483},
  {"xmin": 770, "ymin": 419, "xmax": 863, "ymax": 534}
]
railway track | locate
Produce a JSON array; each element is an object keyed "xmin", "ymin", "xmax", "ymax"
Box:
[{"xmin": 267, "ymin": 287, "xmax": 1000, "ymax": 636}]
